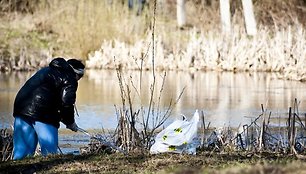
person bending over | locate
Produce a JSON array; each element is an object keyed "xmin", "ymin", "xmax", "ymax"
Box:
[{"xmin": 12, "ymin": 57, "xmax": 85, "ymax": 160}]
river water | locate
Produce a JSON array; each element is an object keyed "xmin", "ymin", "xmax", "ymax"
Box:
[
  {"xmin": 1, "ymin": 70, "xmax": 306, "ymax": 130},
  {"xmin": 1, "ymin": 70, "xmax": 305, "ymax": 153}
]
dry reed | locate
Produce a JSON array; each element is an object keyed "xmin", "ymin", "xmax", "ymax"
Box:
[
  {"xmin": 87, "ymin": 25, "xmax": 306, "ymax": 81},
  {"xmin": 0, "ymin": 129, "xmax": 13, "ymax": 161},
  {"xmin": 1, "ymin": 0, "xmax": 305, "ymax": 82},
  {"xmin": 200, "ymin": 99, "xmax": 306, "ymax": 158}
]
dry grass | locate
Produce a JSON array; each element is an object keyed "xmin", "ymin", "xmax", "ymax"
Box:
[
  {"xmin": 0, "ymin": 0, "xmax": 151, "ymax": 63},
  {"xmin": 0, "ymin": 151, "xmax": 305, "ymax": 174},
  {"xmin": 1, "ymin": 100, "xmax": 306, "ymax": 172},
  {"xmin": 1, "ymin": 0, "xmax": 306, "ymax": 80},
  {"xmin": 0, "ymin": 129, "xmax": 13, "ymax": 161},
  {"xmin": 33, "ymin": 0, "xmax": 151, "ymax": 58},
  {"xmin": 86, "ymin": 25, "xmax": 306, "ymax": 81}
]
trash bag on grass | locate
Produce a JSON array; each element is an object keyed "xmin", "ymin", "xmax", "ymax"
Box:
[{"xmin": 150, "ymin": 110, "xmax": 200, "ymax": 155}]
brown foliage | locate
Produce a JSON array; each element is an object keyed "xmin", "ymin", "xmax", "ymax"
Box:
[
  {"xmin": 0, "ymin": 0, "xmax": 40, "ymax": 14},
  {"xmin": 0, "ymin": 129, "xmax": 13, "ymax": 161}
]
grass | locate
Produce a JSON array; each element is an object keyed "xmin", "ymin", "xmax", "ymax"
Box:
[
  {"xmin": 34, "ymin": 0, "xmax": 151, "ymax": 58},
  {"xmin": 0, "ymin": 151, "xmax": 305, "ymax": 174},
  {"xmin": 1, "ymin": 0, "xmax": 305, "ymax": 80},
  {"xmin": 2, "ymin": 102, "xmax": 306, "ymax": 173}
]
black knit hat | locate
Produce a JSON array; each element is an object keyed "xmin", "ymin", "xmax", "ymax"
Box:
[{"xmin": 67, "ymin": 59, "xmax": 85, "ymax": 77}]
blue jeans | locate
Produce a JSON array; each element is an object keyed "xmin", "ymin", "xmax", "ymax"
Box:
[{"xmin": 13, "ymin": 116, "xmax": 58, "ymax": 160}]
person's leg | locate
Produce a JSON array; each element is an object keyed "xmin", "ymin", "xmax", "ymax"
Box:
[
  {"xmin": 33, "ymin": 121, "xmax": 58, "ymax": 156},
  {"xmin": 13, "ymin": 116, "xmax": 38, "ymax": 160}
]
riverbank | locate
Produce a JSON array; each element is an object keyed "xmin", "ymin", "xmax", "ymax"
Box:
[
  {"xmin": 2, "ymin": 99, "xmax": 306, "ymax": 173},
  {"xmin": 0, "ymin": 0, "xmax": 305, "ymax": 81}
]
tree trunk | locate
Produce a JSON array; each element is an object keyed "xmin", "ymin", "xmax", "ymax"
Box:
[
  {"xmin": 177, "ymin": 0, "xmax": 186, "ymax": 28},
  {"xmin": 242, "ymin": 0, "xmax": 257, "ymax": 36},
  {"xmin": 220, "ymin": 0, "xmax": 231, "ymax": 34}
]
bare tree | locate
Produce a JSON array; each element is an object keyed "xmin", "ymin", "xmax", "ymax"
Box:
[
  {"xmin": 220, "ymin": 0, "xmax": 231, "ymax": 33},
  {"xmin": 177, "ymin": 0, "xmax": 186, "ymax": 28},
  {"xmin": 242, "ymin": 0, "xmax": 257, "ymax": 35}
]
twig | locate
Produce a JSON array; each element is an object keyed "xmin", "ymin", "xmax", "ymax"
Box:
[
  {"xmin": 201, "ymin": 110, "xmax": 206, "ymax": 147},
  {"xmin": 259, "ymin": 110, "xmax": 266, "ymax": 150}
]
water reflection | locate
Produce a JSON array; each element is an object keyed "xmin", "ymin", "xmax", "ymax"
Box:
[
  {"xmin": 0, "ymin": 71, "xmax": 33, "ymax": 128},
  {"xmin": 0, "ymin": 70, "xmax": 305, "ymax": 129}
]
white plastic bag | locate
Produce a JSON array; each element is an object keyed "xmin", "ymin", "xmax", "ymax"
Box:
[{"xmin": 150, "ymin": 110, "xmax": 200, "ymax": 155}]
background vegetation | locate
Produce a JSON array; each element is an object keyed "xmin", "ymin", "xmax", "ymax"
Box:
[
  {"xmin": 0, "ymin": 0, "xmax": 305, "ymax": 78},
  {"xmin": 1, "ymin": 1, "xmax": 306, "ymax": 173}
]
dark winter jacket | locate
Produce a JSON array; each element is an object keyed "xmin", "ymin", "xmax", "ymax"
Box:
[{"xmin": 13, "ymin": 58, "xmax": 78, "ymax": 128}]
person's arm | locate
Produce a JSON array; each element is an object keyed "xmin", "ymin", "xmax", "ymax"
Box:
[{"xmin": 60, "ymin": 82, "xmax": 79, "ymax": 131}]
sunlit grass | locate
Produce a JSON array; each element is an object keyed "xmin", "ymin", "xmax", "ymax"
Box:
[
  {"xmin": 35, "ymin": 0, "xmax": 151, "ymax": 58},
  {"xmin": 1, "ymin": 151, "xmax": 305, "ymax": 173},
  {"xmin": 0, "ymin": 0, "xmax": 305, "ymax": 81}
]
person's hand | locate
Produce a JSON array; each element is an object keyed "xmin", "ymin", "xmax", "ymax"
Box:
[{"xmin": 66, "ymin": 122, "xmax": 78, "ymax": 132}]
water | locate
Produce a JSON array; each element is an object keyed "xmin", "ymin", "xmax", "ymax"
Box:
[
  {"xmin": 1, "ymin": 70, "xmax": 306, "ymax": 153},
  {"xmin": 1, "ymin": 70, "xmax": 306, "ymax": 130}
]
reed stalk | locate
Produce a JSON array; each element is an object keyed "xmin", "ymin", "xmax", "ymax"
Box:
[
  {"xmin": 87, "ymin": 25, "xmax": 306, "ymax": 82},
  {"xmin": 113, "ymin": 0, "xmax": 185, "ymax": 151},
  {"xmin": 0, "ymin": 129, "xmax": 13, "ymax": 161}
]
